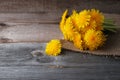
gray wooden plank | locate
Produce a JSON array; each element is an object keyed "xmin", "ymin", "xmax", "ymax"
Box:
[
  {"xmin": 0, "ymin": 0, "xmax": 45, "ymax": 13},
  {"xmin": 0, "ymin": 43, "xmax": 119, "ymax": 80},
  {"xmin": 0, "ymin": 0, "xmax": 119, "ymax": 14},
  {"xmin": 0, "ymin": 43, "xmax": 119, "ymax": 66},
  {"xmin": 0, "ymin": 13, "xmax": 59, "ymax": 23},
  {"xmin": 0, "ymin": 24, "xmax": 63, "ymax": 43},
  {"xmin": 0, "ymin": 66, "xmax": 119, "ymax": 80},
  {"xmin": 57, "ymin": 0, "xmax": 120, "ymax": 14},
  {"xmin": 0, "ymin": 13, "xmax": 119, "ymax": 24}
]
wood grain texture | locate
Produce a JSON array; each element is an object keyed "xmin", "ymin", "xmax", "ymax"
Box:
[
  {"xmin": 0, "ymin": 0, "xmax": 119, "ymax": 14},
  {"xmin": 0, "ymin": 13, "xmax": 59, "ymax": 23},
  {"xmin": 0, "ymin": 13, "xmax": 119, "ymax": 24},
  {"xmin": 0, "ymin": 23, "xmax": 63, "ymax": 43},
  {"xmin": 0, "ymin": 43, "xmax": 119, "ymax": 80}
]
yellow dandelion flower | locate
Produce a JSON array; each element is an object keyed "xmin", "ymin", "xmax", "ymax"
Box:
[
  {"xmin": 90, "ymin": 9, "xmax": 104, "ymax": 26},
  {"xmin": 81, "ymin": 21, "xmax": 96, "ymax": 34},
  {"xmin": 89, "ymin": 20, "xmax": 97, "ymax": 29},
  {"xmin": 45, "ymin": 39, "xmax": 62, "ymax": 56},
  {"xmin": 70, "ymin": 10, "xmax": 79, "ymax": 30},
  {"xmin": 86, "ymin": 21, "xmax": 103, "ymax": 31},
  {"xmin": 95, "ymin": 26, "xmax": 103, "ymax": 31},
  {"xmin": 63, "ymin": 17, "xmax": 75, "ymax": 41},
  {"xmin": 60, "ymin": 9, "xmax": 68, "ymax": 33},
  {"xmin": 73, "ymin": 32, "xmax": 83, "ymax": 50},
  {"xmin": 84, "ymin": 29, "xmax": 106, "ymax": 50},
  {"xmin": 89, "ymin": 21, "xmax": 103, "ymax": 31},
  {"xmin": 82, "ymin": 20, "xmax": 103, "ymax": 34},
  {"xmin": 77, "ymin": 10, "xmax": 91, "ymax": 29}
]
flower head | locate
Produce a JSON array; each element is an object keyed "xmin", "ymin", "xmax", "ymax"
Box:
[
  {"xmin": 84, "ymin": 29, "xmax": 106, "ymax": 50},
  {"xmin": 77, "ymin": 10, "xmax": 91, "ymax": 29},
  {"xmin": 70, "ymin": 10, "xmax": 79, "ymax": 29},
  {"xmin": 90, "ymin": 9, "xmax": 104, "ymax": 26},
  {"xmin": 60, "ymin": 9, "xmax": 68, "ymax": 33},
  {"xmin": 82, "ymin": 21, "xmax": 103, "ymax": 33},
  {"xmin": 45, "ymin": 39, "xmax": 62, "ymax": 56},
  {"xmin": 63, "ymin": 17, "xmax": 75, "ymax": 41},
  {"xmin": 73, "ymin": 32, "xmax": 83, "ymax": 50}
]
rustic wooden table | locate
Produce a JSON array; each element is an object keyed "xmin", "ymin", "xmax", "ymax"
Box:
[{"xmin": 0, "ymin": 0, "xmax": 120, "ymax": 80}]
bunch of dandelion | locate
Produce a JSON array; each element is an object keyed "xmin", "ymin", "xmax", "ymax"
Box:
[
  {"xmin": 45, "ymin": 9, "xmax": 116, "ymax": 56},
  {"xmin": 60, "ymin": 9, "xmax": 116, "ymax": 51}
]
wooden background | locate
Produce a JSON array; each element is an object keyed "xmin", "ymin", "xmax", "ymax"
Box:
[{"xmin": 0, "ymin": 0, "xmax": 120, "ymax": 80}]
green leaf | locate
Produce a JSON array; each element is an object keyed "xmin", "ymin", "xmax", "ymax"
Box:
[
  {"xmin": 104, "ymin": 28, "xmax": 116, "ymax": 33},
  {"xmin": 103, "ymin": 18, "xmax": 117, "ymax": 33},
  {"xmin": 104, "ymin": 19, "xmax": 114, "ymax": 23},
  {"xmin": 103, "ymin": 25, "xmax": 116, "ymax": 29},
  {"xmin": 103, "ymin": 23, "xmax": 115, "ymax": 26}
]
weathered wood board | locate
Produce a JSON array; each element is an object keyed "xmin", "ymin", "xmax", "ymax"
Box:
[
  {"xmin": 0, "ymin": 43, "xmax": 119, "ymax": 80},
  {"xmin": 0, "ymin": 0, "xmax": 119, "ymax": 14},
  {"xmin": 0, "ymin": 23, "xmax": 62, "ymax": 43}
]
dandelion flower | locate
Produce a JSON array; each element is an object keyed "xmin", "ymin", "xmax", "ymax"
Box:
[
  {"xmin": 77, "ymin": 10, "xmax": 91, "ymax": 29},
  {"xmin": 90, "ymin": 9, "xmax": 104, "ymax": 26},
  {"xmin": 95, "ymin": 25, "xmax": 103, "ymax": 31},
  {"xmin": 70, "ymin": 10, "xmax": 79, "ymax": 30},
  {"xmin": 73, "ymin": 32, "xmax": 83, "ymax": 50},
  {"xmin": 63, "ymin": 17, "xmax": 75, "ymax": 41},
  {"xmin": 45, "ymin": 39, "xmax": 62, "ymax": 56},
  {"xmin": 89, "ymin": 21, "xmax": 103, "ymax": 31},
  {"xmin": 83, "ymin": 21, "xmax": 103, "ymax": 32},
  {"xmin": 81, "ymin": 21, "xmax": 97, "ymax": 34},
  {"xmin": 84, "ymin": 29, "xmax": 106, "ymax": 50},
  {"xmin": 60, "ymin": 9, "xmax": 68, "ymax": 33}
]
